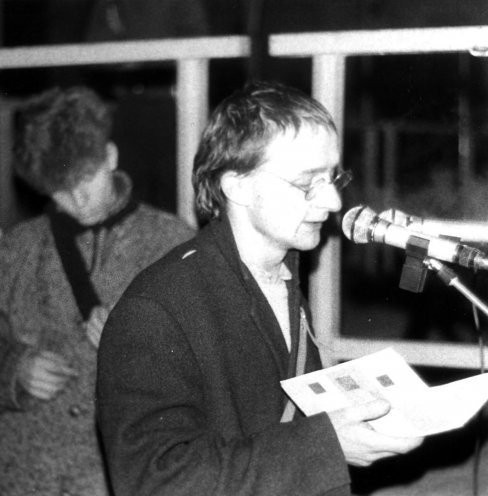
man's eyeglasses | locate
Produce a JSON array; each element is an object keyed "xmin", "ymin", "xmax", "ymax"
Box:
[{"xmin": 260, "ymin": 169, "xmax": 353, "ymax": 202}]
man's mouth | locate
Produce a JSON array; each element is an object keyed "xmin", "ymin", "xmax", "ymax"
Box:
[
  {"xmin": 306, "ymin": 214, "xmax": 329, "ymax": 226},
  {"xmin": 303, "ymin": 220, "xmax": 325, "ymax": 230}
]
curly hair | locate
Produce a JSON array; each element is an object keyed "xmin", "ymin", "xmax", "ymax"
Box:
[
  {"xmin": 14, "ymin": 86, "xmax": 113, "ymax": 195},
  {"xmin": 192, "ymin": 80, "xmax": 337, "ymax": 221}
]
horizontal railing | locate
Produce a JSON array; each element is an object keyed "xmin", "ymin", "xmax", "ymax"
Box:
[
  {"xmin": 0, "ymin": 36, "xmax": 250, "ymax": 68},
  {"xmin": 270, "ymin": 25, "xmax": 488, "ymax": 56}
]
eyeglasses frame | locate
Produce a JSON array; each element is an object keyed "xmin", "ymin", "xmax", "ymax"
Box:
[{"xmin": 259, "ymin": 168, "xmax": 353, "ymax": 201}]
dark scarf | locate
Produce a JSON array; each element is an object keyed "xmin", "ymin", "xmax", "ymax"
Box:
[{"xmin": 47, "ymin": 193, "xmax": 138, "ymax": 321}]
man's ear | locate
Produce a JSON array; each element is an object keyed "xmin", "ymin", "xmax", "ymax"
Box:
[
  {"xmin": 105, "ymin": 141, "xmax": 118, "ymax": 171},
  {"xmin": 220, "ymin": 171, "xmax": 251, "ymax": 207}
]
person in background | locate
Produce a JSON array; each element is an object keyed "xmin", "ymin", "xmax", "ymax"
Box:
[
  {"xmin": 0, "ymin": 86, "xmax": 195, "ymax": 496},
  {"xmin": 97, "ymin": 81, "xmax": 423, "ymax": 496}
]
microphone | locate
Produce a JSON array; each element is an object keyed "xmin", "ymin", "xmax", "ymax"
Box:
[
  {"xmin": 379, "ymin": 208, "xmax": 488, "ymax": 244},
  {"xmin": 342, "ymin": 205, "xmax": 488, "ymax": 271}
]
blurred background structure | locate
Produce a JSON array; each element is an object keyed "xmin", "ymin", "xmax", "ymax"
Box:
[
  {"xmin": 2, "ymin": 1, "xmax": 488, "ymax": 494},
  {"xmin": 2, "ymin": 0, "xmax": 488, "ymax": 223}
]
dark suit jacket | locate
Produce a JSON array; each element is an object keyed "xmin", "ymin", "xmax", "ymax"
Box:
[{"xmin": 97, "ymin": 215, "xmax": 350, "ymax": 496}]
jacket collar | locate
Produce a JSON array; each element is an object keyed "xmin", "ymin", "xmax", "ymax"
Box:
[
  {"xmin": 207, "ymin": 213, "xmax": 301, "ymax": 291},
  {"xmin": 204, "ymin": 213, "xmax": 300, "ymax": 377}
]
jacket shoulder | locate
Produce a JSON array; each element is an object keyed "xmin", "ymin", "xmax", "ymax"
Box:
[
  {"xmin": 131, "ymin": 204, "xmax": 196, "ymax": 239},
  {"xmin": 125, "ymin": 234, "xmax": 204, "ymax": 298}
]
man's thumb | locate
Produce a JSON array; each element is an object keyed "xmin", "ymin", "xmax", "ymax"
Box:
[{"xmin": 353, "ymin": 398, "xmax": 391, "ymax": 422}]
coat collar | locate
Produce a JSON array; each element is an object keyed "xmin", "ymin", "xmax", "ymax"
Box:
[
  {"xmin": 206, "ymin": 213, "xmax": 301, "ymax": 291},
  {"xmin": 201, "ymin": 214, "xmax": 301, "ymax": 377}
]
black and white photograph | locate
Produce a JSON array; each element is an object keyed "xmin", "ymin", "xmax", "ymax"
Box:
[{"xmin": 1, "ymin": 1, "xmax": 488, "ymax": 495}]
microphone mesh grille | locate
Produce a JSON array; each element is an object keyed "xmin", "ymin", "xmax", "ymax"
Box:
[{"xmin": 341, "ymin": 205, "xmax": 377, "ymax": 243}]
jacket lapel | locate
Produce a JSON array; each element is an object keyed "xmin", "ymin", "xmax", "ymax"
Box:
[{"xmin": 197, "ymin": 216, "xmax": 290, "ymax": 378}]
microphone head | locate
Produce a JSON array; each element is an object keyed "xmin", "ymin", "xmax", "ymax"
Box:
[{"xmin": 342, "ymin": 205, "xmax": 378, "ymax": 243}]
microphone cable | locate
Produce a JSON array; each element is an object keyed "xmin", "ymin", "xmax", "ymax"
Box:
[{"xmin": 471, "ymin": 268, "xmax": 487, "ymax": 496}]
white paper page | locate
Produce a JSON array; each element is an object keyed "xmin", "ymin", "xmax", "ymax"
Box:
[
  {"xmin": 281, "ymin": 348, "xmax": 488, "ymax": 437},
  {"xmin": 386, "ymin": 373, "xmax": 488, "ymax": 436},
  {"xmin": 281, "ymin": 348, "xmax": 427, "ymax": 415}
]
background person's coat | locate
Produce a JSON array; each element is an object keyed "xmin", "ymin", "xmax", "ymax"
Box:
[
  {"xmin": 97, "ymin": 215, "xmax": 351, "ymax": 496},
  {"xmin": 0, "ymin": 175, "xmax": 194, "ymax": 496}
]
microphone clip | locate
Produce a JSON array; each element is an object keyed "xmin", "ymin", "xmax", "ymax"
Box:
[{"xmin": 399, "ymin": 235, "xmax": 430, "ymax": 293}]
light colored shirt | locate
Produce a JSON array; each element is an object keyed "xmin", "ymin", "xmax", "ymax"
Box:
[{"xmin": 245, "ymin": 262, "xmax": 293, "ymax": 351}]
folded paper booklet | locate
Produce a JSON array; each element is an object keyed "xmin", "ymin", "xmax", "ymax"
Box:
[{"xmin": 281, "ymin": 348, "xmax": 488, "ymax": 437}]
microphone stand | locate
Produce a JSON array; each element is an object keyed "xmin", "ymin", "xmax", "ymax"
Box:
[
  {"xmin": 424, "ymin": 257, "xmax": 488, "ymax": 496},
  {"xmin": 424, "ymin": 257, "xmax": 488, "ymax": 320}
]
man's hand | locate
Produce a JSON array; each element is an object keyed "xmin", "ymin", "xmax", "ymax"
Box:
[
  {"xmin": 84, "ymin": 305, "xmax": 110, "ymax": 349},
  {"xmin": 328, "ymin": 399, "xmax": 424, "ymax": 467},
  {"xmin": 17, "ymin": 350, "xmax": 78, "ymax": 401}
]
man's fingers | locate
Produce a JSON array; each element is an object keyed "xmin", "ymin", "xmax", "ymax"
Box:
[
  {"xmin": 30, "ymin": 373, "xmax": 68, "ymax": 391},
  {"xmin": 24, "ymin": 372, "xmax": 72, "ymax": 400},
  {"xmin": 372, "ymin": 432, "xmax": 425, "ymax": 453},
  {"xmin": 36, "ymin": 351, "xmax": 79, "ymax": 378},
  {"xmin": 353, "ymin": 420, "xmax": 424, "ymax": 455},
  {"xmin": 24, "ymin": 384, "xmax": 56, "ymax": 400}
]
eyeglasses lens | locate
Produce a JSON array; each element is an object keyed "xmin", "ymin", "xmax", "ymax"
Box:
[{"xmin": 305, "ymin": 170, "xmax": 353, "ymax": 201}]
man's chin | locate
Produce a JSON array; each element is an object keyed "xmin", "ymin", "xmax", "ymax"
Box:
[{"xmin": 293, "ymin": 232, "xmax": 321, "ymax": 251}]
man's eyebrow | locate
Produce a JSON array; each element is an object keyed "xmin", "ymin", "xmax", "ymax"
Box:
[{"xmin": 297, "ymin": 166, "xmax": 337, "ymax": 179}]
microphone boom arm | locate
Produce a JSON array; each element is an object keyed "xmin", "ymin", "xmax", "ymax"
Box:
[{"xmin": 424, "ymin": 258, "xmax": 488, "ymax": 320}]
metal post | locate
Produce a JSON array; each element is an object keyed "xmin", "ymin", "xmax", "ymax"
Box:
[
  {"xmin": 175, "ymin": 58, "xmax": 209, "ymax": 227},
  {"xmin": 309, "ymin": 54, "xmax": 346, "ymax": 367}
]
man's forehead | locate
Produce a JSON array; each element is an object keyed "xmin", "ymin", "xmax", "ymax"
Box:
[{"xmin": 260, "ymin": 127, "xmax": 339, "ymax": 177}]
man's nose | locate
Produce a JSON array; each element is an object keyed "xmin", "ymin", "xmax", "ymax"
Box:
[{"xmin": 310, "ymin": 182, "xmax": 342, "ymax": 211}]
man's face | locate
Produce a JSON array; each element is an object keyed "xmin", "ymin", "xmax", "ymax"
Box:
[
  {"xmin": 52, "ymin": 163, "xmax": 116, "ymax": 225},
  {"xmin": 245, "ymin": 124, "xmax": 342, "ymax": 255}
]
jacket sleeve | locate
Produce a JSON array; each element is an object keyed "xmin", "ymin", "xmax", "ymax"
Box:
[
  {"xmin": 0, "ymin": 312, "xmax": 29, "ymax": 410},
  {"xmin": 0, "ymin": 232, "xmax": 32, "ymax": 410},
  {"xmin": 97, "ymin": 294, "xmax": 350, "ymax": 496}
]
